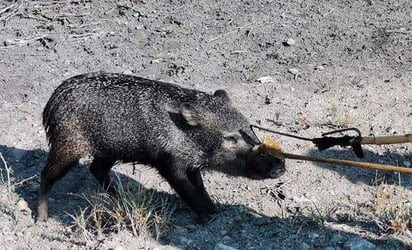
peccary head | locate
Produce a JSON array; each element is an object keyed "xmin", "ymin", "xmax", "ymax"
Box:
[{"xmin": 177, "ymin": 89, "xmax": 283, "ymax": 179}]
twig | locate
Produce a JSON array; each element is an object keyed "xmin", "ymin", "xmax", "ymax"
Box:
[
  {"xmin": 12, "ymin": 175, "xmax": 37, "ymax": 188},
  {"xmin": 0, "ymin": 3, "xmax": 14, "ymax": 15},
  {"xmin": 0, "ymin": 31, "xmax": 106, "ymax": 50},
  {"xmin": 0, "ymin": 0, "xmax": 25, "ymax": 22},
  {"xmin": 231, "ymin": 50, "xmax": 248, "ymax": 54},
  {"xmin": 322, "ymin": 8, "xmax": 334, "ymax": 18},
  {"xmin": 0, "ymin": 152, "xmax": 12, "ymax": 199},
  {"xmin": 31, "ymin": 11, "xmax": 91, "ymax": 22},
  {"xmin": 68, "ymin": 32, "xmax": 101, "ymax": 39},
  {"xmin": 68, "ymin": 22, "xmax": 101, "ymax": 29},
  {"xmin": 385, "ymin": 28, "xmax": 412, "ymax": 34},
  {"xmin": 2, "ymin": 34, "xmax": 49, "ymax": 47}
]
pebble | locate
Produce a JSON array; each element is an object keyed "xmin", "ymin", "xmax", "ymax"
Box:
[
  {"xmin": 285, "ymin": 38, "xmax": 295, "ymax": 46},
  {"xmin": 23, "ymin": 225, "xmax": 43, "ymax": 237},
  {"xmin": 403, "ymin": 160, "xmax": 411, "ymax": 167},
  {"xmin": 132, "ymin": 29, "xmax": 148, "ymax": 43},
  {"xmin": 300, "ymin": 242, "xmax": 311, "ymax": 250},
  {"xmin": 256, "ymin": 76, "xmax": 275, "ymax": 84},
  {"xmin": 344, "ymin": 237, "xmax": 376, "ymax": 250},
  {"xmin": 315, "ymin": 65, "xmax": 325, "ymax": 70},
  {"xmin": 288, "ymin": 68, "xmax": 299, "ymax": 75},
  {"xmin": 330, "ymin": 233, "xmax": 345, "ymax": 243},
  {"xmin": 214, "ymin": 243, "xmax": 238, "ymax": 250},
  {"xmin": 247, "ymin": 211, "xmax": 263, "ymax": 219},
  {"xmin": 178, "ymin": 236, "xmax": 193, "ymax": 246},
  {"xmin": 16, "ymin": 199, "xmax": 32, "ymax": 216},
  {"xmin": 222, "ymin": 235, "xmax": 232, "ymax": 242},
  {"xmin": 311, "ymin": 233, "xmax": 320, "ymax": 239},
  {"xmin": 122, "ymin": 70, "xmax": 133, "ymax": 75}
]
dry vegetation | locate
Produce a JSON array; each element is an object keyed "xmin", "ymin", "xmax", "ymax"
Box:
[
  {"xmin": 69, "ymin": 174, "xmax": 175, "ymax": 241},
  {"xmin": 0, "ymin": 0, "xmax": 411, "ymax": 249},
  {"xmin": 373, "ymin": 182, "xmax": 412, "ymax": 235}
]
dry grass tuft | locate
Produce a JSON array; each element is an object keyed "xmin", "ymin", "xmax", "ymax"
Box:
[
  {"xmin": 373, "ymin": 183, "xmax": 412, "ymax": 235},
  {"xmin": 329, "ymin": 102, "xmax": 353, "ymax": 128},
  {"xmin": 69, "ymin": 174, "xmax": 175, "ymax": 241}
]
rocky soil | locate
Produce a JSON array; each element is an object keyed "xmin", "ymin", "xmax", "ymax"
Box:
[{"xmin": 0, "ymin": 0, "xmax": 411, "ymax": 249}]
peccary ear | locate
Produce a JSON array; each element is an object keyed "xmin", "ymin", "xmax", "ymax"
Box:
[
  {"xmin": 180, "ymin": 103, "xmax": 201, "ymax": 126},
  {"xmin": 213, "ymin": 89, "xmax": 231, "ymax": 103}
]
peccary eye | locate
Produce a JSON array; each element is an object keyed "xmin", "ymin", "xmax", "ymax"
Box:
[
  {"xmin": 223, "ymin": 132, "xmax": 239, "ymax": 142},
  {"xmin": 224, "ymin": 135, "xmax": 238, "ymax": 143}
]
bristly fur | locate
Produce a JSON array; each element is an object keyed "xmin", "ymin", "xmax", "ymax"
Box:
[{"xmin": 37, "ymin": 72, "xmax": 278, "ymax": 224}]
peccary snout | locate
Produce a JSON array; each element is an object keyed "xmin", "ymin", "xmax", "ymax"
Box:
[
  {"xmin": 246, "ymin": 153, "xmax": 286, "ymax": 179},
  {"xmin": 37, "ymin": 72, "xmax": 283, "ymax": 223}
]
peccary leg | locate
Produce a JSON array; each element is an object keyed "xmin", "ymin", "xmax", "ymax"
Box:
[
  {"xmin": 158, "ymin": 165, "xmax": 212, "ymax": 223},
  {"xmin": 37, "ymin": 150, "xmax": 79, "ymax": 222},
  {"xmin": 186, "ymin": 168, "xmax": 218, "ymax": 214},
  {"xmin": 89, "ymin": 157, "xmax": 116, "ymax": 193}
]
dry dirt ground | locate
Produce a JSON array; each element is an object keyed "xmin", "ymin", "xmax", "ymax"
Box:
[{"xmin": 1, "ymin": 0, "xmax": 412, "ymax": 249}]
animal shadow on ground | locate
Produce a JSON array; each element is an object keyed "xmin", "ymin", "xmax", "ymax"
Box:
[
  {"xmin": 308, "ymin": 146, "xmax": 412, "ymax": 188},
  {"xmin": 0, "ymin": 145, "xmax": 410, "ymax": 249}
]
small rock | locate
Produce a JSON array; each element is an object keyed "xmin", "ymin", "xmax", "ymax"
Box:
[
  {"xmin": 301, "ymin": 242, "xmax": 311, "ymax": 250},
  {"xmin": 122, "ymin": 70, "xmax": 133, "ymax": 75},
  {"xmin": 214, "ymin": 243, "xmax": 238, "ymax": 250},
  {"xmin": 23, "ymin": 224, "xmax": 43, "ymax": 237},
  {"xmin": 311, "ymin": 233, "xmax": 320, "ymax": 239},
  {"xmin": 264, "ymin": 95, "xmax": 271, "ymax": 105},
  {"xmin": 113, "ymin": 246, "xmax": 124, "ymax": 250},
  {"xmin": 344, "ymin": 237, "xmax": 376, "ymax": 250},
  {"xmin": 178, "ymin": 236, "xmax": 193, "ymax": 246},
  {"xmin": 150, "ymin": 59, "xmax": 162, "ymax": 64},
  {"xmin": 247, "ymin": 211, "xmax": 263, "ymax": 219},
  {"xmin": 256, "ymin": 76, "xmax": 275, "ymax": 84},
  {"xmin": 136, "ymin": 24, "xmax": 145, "ymax": 30},
  {"xmin": 131, "ymin": 29, "xmax": 148, "ymax": 43},
  {"xmin": 284, "ymin": 38, "xmax": 296, "ymax": 46},
  {"xmin": 222, "ymin": 235, "xmax": 232, "ymax": 242},
  {"xmin": 315, "ymin": 65, "xmax": 325, "ymax": 70},
  {"xmin": 403, "ymin": 160, "xmax": 411, "ymax": 167},
  {"xmin": 16, "ymin": 199, "xmax": 32, "ymax": 216},
  {"xmin": 288, "ymin": 68, "xmax": 299, "ymax": 75}
]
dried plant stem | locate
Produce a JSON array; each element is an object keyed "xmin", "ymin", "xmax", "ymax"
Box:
[
  {"xmin": 0, "ymin": 152, "xmax": 12, "ymax": 199},
  {"xmin": 0, "ymin": 0, "xmax": 25, "ymax": 22}
]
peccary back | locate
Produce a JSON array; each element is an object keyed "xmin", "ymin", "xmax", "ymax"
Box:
[{"xmin": 37, "ymin": 72, "xmax": 283, "ymax": 223}]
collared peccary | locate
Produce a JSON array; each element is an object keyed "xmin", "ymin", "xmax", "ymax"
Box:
[{"xmin": 37, "ymin": 72, "xmax": 284, "ymax": 223}]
